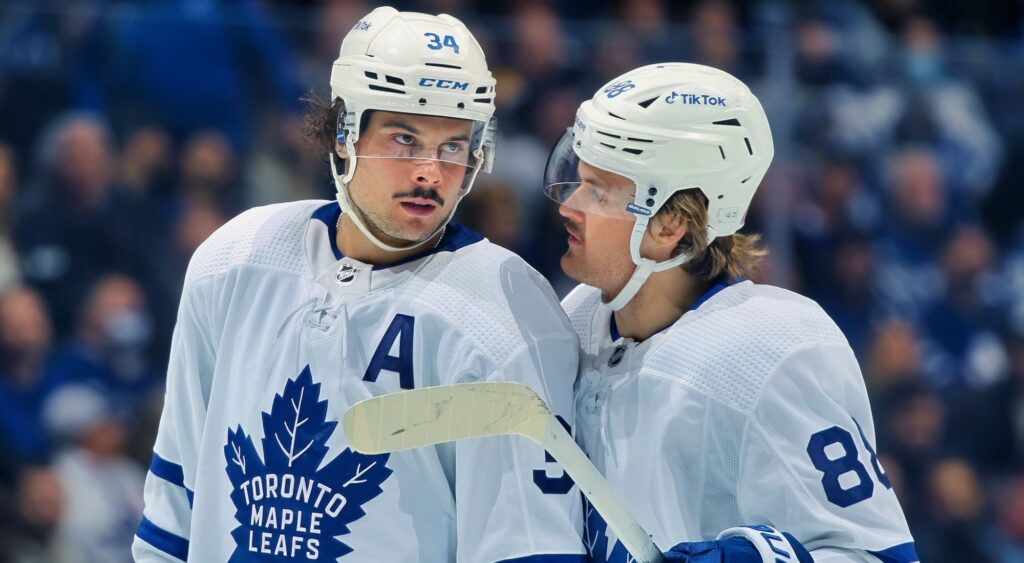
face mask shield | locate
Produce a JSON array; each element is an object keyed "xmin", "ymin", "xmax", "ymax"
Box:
[
  {"xmin": 542, "ymin": 129, "xmax": 639, "ymax": 222},
  {"xmin": 340, "ymin": 110, "xmax": 495, "ymax": 194}
]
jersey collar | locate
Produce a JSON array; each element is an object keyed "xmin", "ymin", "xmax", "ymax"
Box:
[
  {"xmin": 609, "ymin": 276, "xmax": 732, "ymax": 342},
  {"xmin": 311, "ymin": 201, "xmax": 482, "ymax": 265}
]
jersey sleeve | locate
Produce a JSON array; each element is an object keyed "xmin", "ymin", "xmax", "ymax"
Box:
[
  {"xmin": 454, "ymin": 331, "xmax": 586, "ymax": 563},
  {"xmin": 736, "ymin": 342, "xmax": 918, "ymax": 562},
  {"xmin": 133, "ymin": 277, "xmax": 217, "ymax": 562}
]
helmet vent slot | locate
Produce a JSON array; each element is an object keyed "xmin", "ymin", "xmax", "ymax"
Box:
[
  {"xmin": 741, "ymin": 175, "xmax": 752, "ymax": 184},
  {"xmin": 385, "ymin": 75, "xmax": 405, "ymax": 85},
  {"xmin": 627, "ymin": 137, "xmax": 653, "ymax": 143},
  {"xmin": 637, "ymin": 96, "xmax": 658, "ymax": 108},
  {"xmin": 364, "ymin": 71, "xmax": 379, "ymax": 80},
  {"xmin": 599, "ymin": 142, "xmax": 617, "ymax": 149},
  {"xmin": 607, "ymin": 112, "xmax": 625, "ymax": 120},
  {"xmin": 597, "ymin": 131, "xmax": 622, "ymax": 139},
  {"xmin": 622, "ymin": 148, "xmax": 644, "ymax": 156},
  {"xmin": 475, "ymin": 86, "xmax": 488, "ymax": 94},
  {"xmin": 369, "ymin": 84, "xmax": 405, "ymax": 94},
  {"xmin": 744, "ymin": 137, "xmax": 753, "ymax": 155},
  {"xmin": 425, "ymin": 62, "xmax": 462, "ymax": 69},
  {"xmin": 473, "ymin": 98, "xmax": 492, "ymax": 103},
  {"xmin": 713, "ymin": 118, "xmax": 741, "ymax": 126},
  {"xmin": 718, "ymin": 146, "xmax": 726, "ymax": 159}
]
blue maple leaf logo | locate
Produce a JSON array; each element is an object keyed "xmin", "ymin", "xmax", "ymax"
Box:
[
  {"xmin": 224, "ymin": 367, "xmax": 392, "ymax": 561},
  {"xmin": 585, "ymin": 500, "xmax": 631, "ymax": 563}
]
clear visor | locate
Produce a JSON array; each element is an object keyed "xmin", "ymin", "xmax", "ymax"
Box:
[
  {"xmin": 345, "ymin": 111, "xmax": 495, "ymax": 192},
  {"xmin": 542, "ymin": 129, "xmax": 638, "ymax": 221}
]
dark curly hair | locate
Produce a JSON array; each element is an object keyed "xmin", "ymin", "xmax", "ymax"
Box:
[{"xmin": 300, "ymin": 92, "xmax": 346, "ymax": 159}]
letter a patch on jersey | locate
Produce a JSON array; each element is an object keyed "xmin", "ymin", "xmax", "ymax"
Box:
[
  {"xmin": 224, "ymin": 367, "xmax": 392, "ymax": 560},
  {"xmin": 363, "ymin": 314, "xmax": 415, "ymax": 390}
]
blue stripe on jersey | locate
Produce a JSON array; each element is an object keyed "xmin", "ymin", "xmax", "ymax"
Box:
[
  {"xmin": 311, "ymin": 201, "xmax": 343, "ymax": 259},
  {"xmin": 136, "ymin": 516, "xmax": 189, "ymax": 561},
  {"xmin": 496, "ymin": 555, "xmax": 587, "ymax": 563},
  {"xmin": 868, "ymin": 542, "xmax": 919, "ymax": 563},
  {"xmin": 310, "ymin": 201, "xmax": 485, "ymax": 266},
  {"xmin": 150, "ymin": 453, "xmax": 185, "ymax": 487},
  {"xmin": 150, "ymin": 453, "xmax": 195, "ymax": 507}
]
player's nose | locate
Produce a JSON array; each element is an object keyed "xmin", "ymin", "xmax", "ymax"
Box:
[
  {"xmin": 558, "ymin": 202, "xmax": 584, "ymax": 223},
  {"xmin": 411, "ymin": 159, "xmax": 443, "ymax": 186}
]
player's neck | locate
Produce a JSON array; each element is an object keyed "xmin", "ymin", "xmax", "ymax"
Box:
[
  {"xmin": 612, "ymin": 268, "xmax": 708, "ymax": 342},
  {"xmin": 336, "ymin": 215, "xmax": 444, "ymax": 266}
]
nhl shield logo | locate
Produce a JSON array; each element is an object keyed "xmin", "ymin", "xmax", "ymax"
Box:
[{"xmin": 335, "ymin": 263, "xmax": 360, "ymax": 286}]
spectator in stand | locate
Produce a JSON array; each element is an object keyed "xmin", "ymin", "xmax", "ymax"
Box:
[
  {"xmin": 107, "ymin": 0, "xmax": 304, "ymax": 152},
  {"xmin": 875, "ymin": 380, "xmax": 947, "ymax": 515},
  {"xmin": 43, "ymin": 385, "xmax": 145, "ymax": 563},
  {"xmin": 874, "ymin": 146, "xmax": 950, "ymax": 320},
  {"xmin": 893, "ymin": 16, "xmax": 1003, "ymax": 199},
  {"xmin": 914, "ymin": 458, "xmax": 1021, "ymax": 562},
  {"xmin": 0, "ymin": 465, "xmax": 79, "ymax": 563},
  {"xmin": 864, "ymin": 317, "xmax": 924, "ymax": 394},
  {"xmin": 961, "ymin": 324, "xmax": 1024, "ymax": 475},
  {"xmin": 175, "ymin": 130, "xmax": 241, "ymax": 214},
  {"xmin": 688, "ymin": 0, "xmax": 748, "ymax": 79},
  {"xmin": 50, "ymin": 274, "xmax": 157, "ymax": 415},
  {"xmin": 16, "ymin": 113, "xmax": 145, "ymax": 336},
  {"xmin": 0, "ymin": 286, "xmax": 63, "ymax": 482},
  {"xmin": 919, "ymin": 223, "xmax": 1007, "ymax": 392}
]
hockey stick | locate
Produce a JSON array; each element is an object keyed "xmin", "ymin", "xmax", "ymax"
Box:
[{"xmin": 342, "ymin": 381, "xmax": 665, "ymax": 563}]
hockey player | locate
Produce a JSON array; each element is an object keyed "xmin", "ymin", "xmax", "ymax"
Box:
[
  {"xmin": 545, "ymin": 64, "xmax": 918, "ymax": 562},
  {"xmin": 134, "ymin": 7, "xmax": 584, "ymax": 562}
]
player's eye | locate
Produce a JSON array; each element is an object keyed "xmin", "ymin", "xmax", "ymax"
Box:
[
  {"xmin": 393, "ymin": 134, "xmax": 415, "ymax": 146},
  {"xmin": 441, "ymin": 142, "xmax": 465, "ymax": 154},
  {"xmin": 588, "ymin": 186, "xmax": 608, "ymax": 205}
]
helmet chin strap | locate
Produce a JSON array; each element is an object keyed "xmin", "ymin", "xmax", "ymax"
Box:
[
  {"xmin": 604, "ymin": 216, "xmax": 692, "ymax": 311},
  {"xmin": 330, "ymin": 153, "xmax": 457, "ymax": 254}
]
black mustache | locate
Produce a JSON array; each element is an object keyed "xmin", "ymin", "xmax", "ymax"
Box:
[{"xmin": 394, "ymin": 187, "xmax": 445, "ymax": 207}]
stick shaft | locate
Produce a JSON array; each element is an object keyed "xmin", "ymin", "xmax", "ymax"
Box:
[{"xmin": 541, "ymin": 418, "xmax": 665, "ymax": 563}]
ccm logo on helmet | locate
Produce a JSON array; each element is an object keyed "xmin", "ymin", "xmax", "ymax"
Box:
[
  {"xmin": 419, "ymin": 78, "xmax": 469, "ymax": 91},
  {"xmin": 665, "ymin": 92, "xmax": 727, "ymax": 106}
]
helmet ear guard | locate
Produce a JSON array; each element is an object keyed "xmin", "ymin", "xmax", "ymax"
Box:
[{"xmin": 549, "ymin": 62, "xmax": 774, "ymax": 309}]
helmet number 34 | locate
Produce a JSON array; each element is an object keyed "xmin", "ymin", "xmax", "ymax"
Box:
[{"xmin": 424, "ymin": 32, "xmax": 460, "ymax": 54}]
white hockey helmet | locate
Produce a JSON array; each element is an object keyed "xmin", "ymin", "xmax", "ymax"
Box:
[
  {"xmin": 545, "ymin": 62, "xmax": 774, "ymax": 309},
  {"xmin": 329, "ymin": 6, "xmax": 497, "ymax": 252}
]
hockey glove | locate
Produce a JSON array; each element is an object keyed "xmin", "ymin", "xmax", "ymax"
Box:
[{"xmin": 663, "ymin": 525, "xmax": 813, "ymax": 563}]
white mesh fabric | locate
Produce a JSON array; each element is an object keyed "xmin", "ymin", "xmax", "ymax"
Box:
[
  {"xmin": 184, "ymin": 201, "xmax": 318, "ymax": 288},
  {"xmin": 561, "ymin": 284, "xmax": 604, "ymax": 351},
  {"xmin": 699, "ymin": 400, "xmax": 746, "ymax": 538},
  {"xmin": 645, "ymin": 281, "xmax": 849, "ymax": 415},
  {"xmin": 393, "ymin": 240, "xmax": 572, "ymax": 376}
]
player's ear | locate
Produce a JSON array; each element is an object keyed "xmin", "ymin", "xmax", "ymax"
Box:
[
  {"xmin": 335, "ymin": 141, "xmax": 349, "ymax": 159},
  {"xmin": 649, "ymin": 212, "xmax": 688, "ymax": 249}
]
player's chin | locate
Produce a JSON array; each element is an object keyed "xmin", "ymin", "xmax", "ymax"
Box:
[
  {"xmin": 391, "ymin": 218, "xmax": 444, "ymax": 244},
  {"xmin": 559, "ymin": 253, "xmax": 586, "ymax": 283}
]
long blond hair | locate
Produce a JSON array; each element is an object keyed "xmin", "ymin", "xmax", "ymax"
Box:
[{"xmin": 659, "ymin": 188, "xmax": 767, "ymax": 281}]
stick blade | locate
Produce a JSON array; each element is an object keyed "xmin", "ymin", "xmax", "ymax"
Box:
[{"xmin": 343, "ymin": 381, "xmax": 551, "ymax": 454}]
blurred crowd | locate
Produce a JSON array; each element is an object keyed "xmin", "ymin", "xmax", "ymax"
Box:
[{"xmin": 0, "ymin": 0, "xmax": 1022, "ymax": 562}]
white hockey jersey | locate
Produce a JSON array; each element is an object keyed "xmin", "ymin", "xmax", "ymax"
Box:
[
  {"xmin": 563, "ymin": 280, "xmax": 918, "ymax": 563},
  {"xmin": 133, "ymin": 200, "xmax": 585, "ymax": 563}
]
